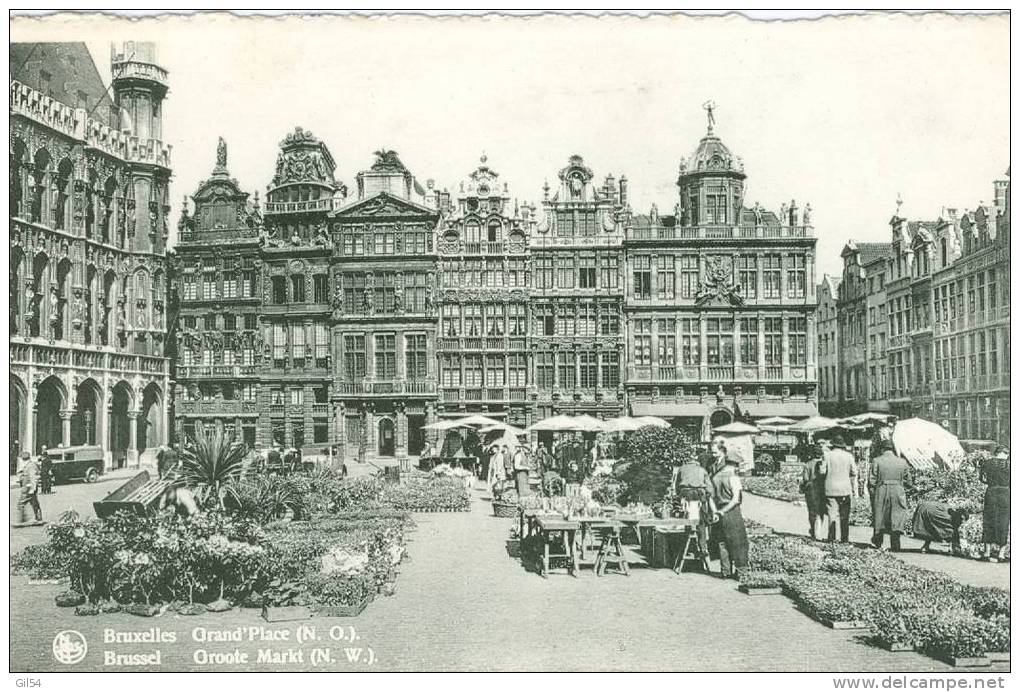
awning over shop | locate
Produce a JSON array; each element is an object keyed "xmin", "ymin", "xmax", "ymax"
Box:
[
  {"xmin": 741, "ymin": 402, "xmax": 819, "ymax": 419},
  {"xmin": 630, "ymin": 402, "xmax": 710, "ymax": 419}
]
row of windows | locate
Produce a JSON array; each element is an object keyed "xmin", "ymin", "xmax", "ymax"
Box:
[
  {"xmin": 533, "ymin": 255, "xmax": 620, "ymax": 290},
  {"xmin": 180, "ymin": 270, "xmax": 260, "ymax": 301},
  {"xmin": 338, "ymin": 227, "xmax": 430, "ymax": 256},
  {"xmin": 630, "ymin": 317, "xmax": 807, "ymax": 366},
  {"xmin": 933, "ymin": 269, "xmax": 1004, "ymax": 323},
  {"xmin": 339, "ymin": 272, "xmax": 429, "ymax": 314},
  {"xmin": 439, "ymin": 354, "xmax": 528, "ymax": 387},
  {"xmin": 441, "ymin": 303, "xmax": 528, "ymax": 336},
  {"xmin": 630, "ymin": 254, "xmax": 806, "ymax": 300},
  {"xmin": 181, "ymin": 313, "xmax": 259, "ymax": 331},
  {"xmin": 439, "ymin": 259, "xmax": 528, "ymax": 288},
  {"xmin": 341, "ymin": 333, "xmax": 429, "ymax": 380},
  {"xmin": 934, "ymin": 328, "xmax": 1010, "ymax": 382},
  {"xmin": 534, "ymin": 351, "xmax": 621, "ymax": 388}
]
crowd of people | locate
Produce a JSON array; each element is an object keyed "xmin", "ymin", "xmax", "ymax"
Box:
[{"xmin": 799, "ymin": 430, "xmax": 1010, "ymax": 560}]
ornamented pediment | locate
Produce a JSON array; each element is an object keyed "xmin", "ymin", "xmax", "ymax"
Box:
[
  {"xmin": 695, "ymin": 255, "xmax": 745, "ymax": 307},
  {"xmin": 335, "ymin": 191, "xmax": 437, "ymax": 219}
]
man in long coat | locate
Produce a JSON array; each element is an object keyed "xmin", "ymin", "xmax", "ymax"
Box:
[{"xmin": 868, "ymin": 438, "xmax": 911, "ymax": 551}]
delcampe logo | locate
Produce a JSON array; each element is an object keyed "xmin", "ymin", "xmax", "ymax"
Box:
[{"xmin": 52, "ymin": 630, "xmax": 88, "ymax": 665}]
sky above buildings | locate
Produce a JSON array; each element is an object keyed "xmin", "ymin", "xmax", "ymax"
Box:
[{"xmin": 51, "ymin": 13, "xmax": 1009, "ymax": 278}]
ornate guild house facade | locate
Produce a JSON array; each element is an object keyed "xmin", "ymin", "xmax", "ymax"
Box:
[
  {"xmin": 168, "ymin": 108, "xmax": 822, "ymax": 462},
  {"xmin": 10, "ymin": 42, "xmax": 173, "ymax": 469},
  {"xmin": 624, "ymin": 112, "xmax": 819, "ymax": 439}
]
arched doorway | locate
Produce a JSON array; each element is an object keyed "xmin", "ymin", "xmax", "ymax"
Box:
[
  {"xmin": 10, "ymin": 377, "xmax": 27, "ymax": 473},
  {"xmin": 137, "ymin": 382, "xmax": 163, "ymax": 454},
  {"xmin": 377, "ymin": 417, "xmax": 395, "ymax": 457},
  {"xmin": 35, "ymin": 375, "xmax": 65, "ymax": 453},
  {"xmin": 709, "ymin": 407, "xmax": 733, "ymax": 431},
  {"xmin": 72, "ymin": 378, "xmax": 102, "ymax": 446},
  {"xmin": 109, "ymin": 381, "xmax": 133, "ymax": 468}
]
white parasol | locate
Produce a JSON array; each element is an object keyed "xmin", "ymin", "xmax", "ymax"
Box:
[
  {"xmin": 788, "ymin": 416, "xmax": 841, "ymax": 433},
  {"xmin": 571, "ymin": 415, "xmax": 608, "ymax": 432},
  {"xmin": 713, "ymin": 421, "xmax": 760, "ymax": 434},
  {"xmin": 892, "ymin": 417, "xmax": 965, "ymax": 471},
  {"xmin": 527, "ymin": 414, "xmax": 584, "ymax": 432},
  {"xmin": 479, "ymin": 422, "xmax": 529, "ymax": 437},
  {"xmin": 632, "ymin": 416, "xmax": 671, "ymax": 429},
  {"xmin": 756, "ymin": 416, "xmax": 796, "ymax": 427},
  {"xmin": 603, "ymin": 416, "xmax": 645, "ymax": 433}
]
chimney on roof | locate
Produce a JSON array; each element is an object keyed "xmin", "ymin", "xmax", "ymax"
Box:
[
  {"xmin": 994, "ymin": 180, "xmax": 1009, "ymax": 214},
  {"xmin": 618, "ymin": 175, "xmax": 628, "ymax": 208}
]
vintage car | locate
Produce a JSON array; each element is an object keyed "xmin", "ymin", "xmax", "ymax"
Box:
[{"xmin": 46, "ymin": 445, "xmax": 105, "ymax": 484}]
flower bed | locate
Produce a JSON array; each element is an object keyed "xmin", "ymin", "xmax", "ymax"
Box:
[
  {"xmin": 11, "ymin": 470, "xmax": 416, "ymax": 619},
  {"xmin": 739, "ymin": 530, "xmax": 1011, "ymax": 662},
  {"xmin": 381, "ymin": 477, "xmax": 470, "ymax": 512},
  {"xmin": 741, "ymin": 472, "xmax": 802, "ymax": 503}
]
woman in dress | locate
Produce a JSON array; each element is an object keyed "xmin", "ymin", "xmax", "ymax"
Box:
[
  {"xmin": 706, "ymin": 439, "xmax": 749, "ymax": 578},
  {"xmin": 980, "ymin": 445, "xmax": 1010, "ymax": 562}
]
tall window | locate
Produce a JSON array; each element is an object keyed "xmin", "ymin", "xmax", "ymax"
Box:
[
  {"xmin": 601, "ymin": 351, "xmax": 620, "ymax": 388},
  {"xmin": 657, "ymin": 256, "xmax": 675, "ymax": 300},
  {"xmin": 485, "ymin": 259, "xmax": 503, "ymax": 287},
  {"xmin": 201, "ymin": 272, "xmax": 216, "ymax": 300},
  {"xmin": 442, "ymin": 304, "xmax": 460, "ymax": 336},
  {"xmin": 375, "ymin": 334, "xmax": 396, "ymax": 379},
  {"xmin": 313, "ymin": 275, "xmax": 329, "ymax": 303},
  {"xmin": 536, "ymin": 352, "xmax": 555, "ymax": 389},
  {"xmin": 485, "ymin": 355, "xmax": 504, "ymax": 387},
  {"xmin": 485, "ymin": 304, "xmax": 505, "ymax": 336},
  {"xmin": 706, "ymin": 318, "xmax": 734, "ymax": 365},
  {"xmin": 764, "ymin": 317, "xmax": 782, "ymax": 365},
  {"xmin": 738, "ymin": 255, "xmax": 757, "ymax": 299},
  {"xmin": 508, "ymin": 303, "xmax": 526, "ymax": 336},
  {"xmin": 705, "ymin": 193, "xmax": 727, "ymax": 224},
  {"xmin": 988, "ymin": 329, "xmax": 998, "ymax": 374},
  {"xmin": 508, "ymin": 354, "xmax": 527, "ymax": 387},
  {"xmin": 598, "ymin": 304, "xmax": 619, "ymax": 335},
  {"xmin": 578, "ymin": 255, "xmax": 596, "ymax": 288},
  {"xmin": 343, "ymin": 334, "xmax": 366, "ymax": 379},
  {"xmin": 374, "ymin": 273, "xmax": 396, "ymax": 313},
  {"xmin": 557, "ymin": 303, "xmax": 576, "ymax": 336},
  {"xmin": 290, "ymin": 388, "xmax": 304, "ymax": 406},
  {"xmin": 679, "ymin": 256, "xmax": 699, "ymax": 299},
  {"xmin": 272, "ymin": 276, "xmax": 287, "ymax": 304},
  {"xmin": 789, "ymin": 317, "xmax": 807, "ymax": 365},
  {"xmin": 988, "ymin": 269, "xmax": 997, "ymax": 311},
  {"xmin": 508, "ymin": 258, "xmax": 527, "ymax": 287},
  {"xmin": 441, "ymin": 355, "xmax": 461, "ymax": 387},
  {"xmin": 464, "ymin": 303, "xmax": 482, "ymax": 337},
  {"xmin": 763, "ymin": 255, "xmax": 781, "ymax": 299},
  {"xmin": 657, "ymin": 319, "xmax": 676, "ymax": 365},
  {"xmin": 464, "ymin": 355, "xmax": 483, "ymax": 387},
  {"xmin": 374, "ymin": 229, "xmax": 395, "ymax": 255},
  {"xmin": 487, "ymin": 219, "xmax": 502, "ymax": 243},
  {"xmin": 740, "ymin": 317, "xmax": 758, "ymax": 364},
  {"xmin": 681, "ymin": 318, "xmax": 700, "ymax": 365},
  {"xmin": 634, "ymin": 319, "xmax": 652, "ymax": 365},
  {"xmin": 536, "ymin": 257, "xmax": 554, "ymax": 289},
  {"xmin": 535, "ymin": 304, "xmax": 555, "ymax": 336},
  {"xmin": 291, "ymin": 324, "xmax": 306, "ymax": 366},
  {"xmin": 577, "ymin": 303, "xmax": 597, "ymax": 337},
  {"xmin": 599, "ymin": 255, "xmax": 619, "ymax": 289},
  {"xmin": 464, "ymin": 221, "xmax": 481, "ymax": 243},
  {"xmin": 464, "ymin": 259, "xmax": 482, "ymax": 286},
  {"xmin": 291, "ymin": 276, "xmax": 307, "ymax": 303},
  {"xmin": 224, "ymin": 314, "xmax": 237, "ymax": 331},
  {"xmin": 182, "ymin": 274, "xmax": 197, "ymax": 300},
  {"xmin": 556, "ymin": 256, "xmax": 576, "ymax": 289},
  {"xmin": 222, "ymin": 271, "xmax": 237, "ymax": 298},
  {"xmin": 406, "ymin": 334, "xmax": 428, "ymax": 379},
  {"xmin": 405, "ymin": 272, "xmax": 427, "ymax": 312},
  {"xmin": 241, "ymin": 270, "xmax": 255, "ymax": 297},
  {"xmin": 633, "ymin": 256, "xmax": 652, "ymax": 300},
  {"xmin": 272, "ymin": 324, "xmax": 287, "ymax": 367},
  {"xmin": 557, "ymin": 352, "xmax": 575, "ymax": 389},
  {"xmin": 580, "ymin": 352, "xmax": 598, "ymax": 388},
  {"xmin": 314, "ymin": 324, "xmax": 329, "ymax": 367}
]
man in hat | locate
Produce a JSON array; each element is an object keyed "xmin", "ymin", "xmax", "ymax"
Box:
[
  {"xmin": 17, "ymin": 452, "xmax": 42, "ymax": 523},
  {"xmin": 706, "ymin": 438, "xmax": 749, "ymax": 577},
  {"xmin": 868, "ymin": 438, "xmax": 911, "ymax": 551},
  {"xmin": 818, "ymin": 433, "xmax": 857, "ymax": 543}
]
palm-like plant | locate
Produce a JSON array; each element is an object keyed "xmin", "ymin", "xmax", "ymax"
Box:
[{"xmin": 178, "ymin": 433, "xmax": 248, "ymax": 509}]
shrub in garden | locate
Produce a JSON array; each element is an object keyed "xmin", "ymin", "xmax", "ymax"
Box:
[
  {"xmin": 741, "ymin": 472, "xmax": 803, "ymax": 503},
  {"xmin": 616, "ymin": 426, "xmax": 697, "ymax": 503},
  {"xmin": 179, "ymin": 432, "xmax": 248, "ymax": 509},
  {"xmin": 738, "ymin": 570, "xmax": 785, "ymax": 589},
  {"xmin": 11, "ymin": 543, "xmax": 66, "ymax": 580},
  {"xmin": 983, "ymin": 616, "xmax": 1010, "ymax": 653},
  {"xmin": 959, "ymin": 586, "xmax": 1011, "ymax": 619}
]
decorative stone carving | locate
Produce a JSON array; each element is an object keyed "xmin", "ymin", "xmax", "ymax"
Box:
[{"xmin": 695, "ymin": 255, "xmax": 744, "ymax": 307}]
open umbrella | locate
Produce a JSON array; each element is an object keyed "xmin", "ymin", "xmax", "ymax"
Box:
[
  {"xmin": 756, "ymin": 416, "xmax": 795, "ymax": 427},
  {"xmin": 840, "ymin": 412, "xmax": 896, "ymax": 426},
  {"xmin": 479, "ymin": 422, "xmax": 529, "ymax": 437},
  {"xmin": 788, "ymin": 416, "xmax": 841, "ymax": 433},
  {"xmin": 713, "ymin": 421, "xmax": 760, "ymax": 434},
  {"xmin": 527, "ymin": 414, "xmax": 582, "ymax": 432},
  {"xmin": 572, "ymin": 415, "xmax": 607, "ymax": 432},
  {"xmin": 422, "ymin": 419, "xmax": 468, "ymax": 431},
  {"xmin": 632, "ymin": 416, "xmax": 670, "ymax": 428},
  {"xmin": 603, "ymin": 416, "xmax": 644, "ymax": 433},
  {"xmin": 892, "ymin": 417, "xmax": 965, "ymax": 471},
  {"xmin": 454, "ymin": 414, "xmax": 503, "ymax": 428}
]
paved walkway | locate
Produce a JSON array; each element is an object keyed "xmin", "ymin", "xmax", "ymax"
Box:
[
  {"xmin": 9, "ymin": 482, "xmax": 1008, "ymax": 672},
  {"xmin": 742, "ymin": 493, "xmax": 1009, "ymax": 590}
]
